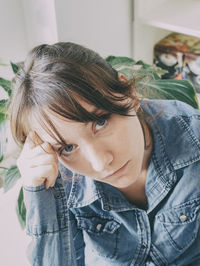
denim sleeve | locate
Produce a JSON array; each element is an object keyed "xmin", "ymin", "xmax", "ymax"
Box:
[{"xmin": 23, "ymin": 181, "xmax": 82, "ymax": 266}]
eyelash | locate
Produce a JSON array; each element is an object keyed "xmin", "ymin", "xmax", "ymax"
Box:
[
  {"xmin": 58, "ymin": 113, "xmax": 111, "ymax": 156},
  {"xmin": 58, "ymin": 144, "xmax": 76, "ymax": 156},
  {"xmin": 93, "ymin": 113, "xmax": 111, "ymax": 132}
]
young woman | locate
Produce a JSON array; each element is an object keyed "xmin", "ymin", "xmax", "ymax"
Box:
[{"xmin": 10, "ymin": 42, "xmax": 200, "ymax": 266}]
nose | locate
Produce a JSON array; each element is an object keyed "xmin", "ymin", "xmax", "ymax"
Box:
[{"xmin": 83, "ymin": 141, "xmax": 113, "ymax": 172}]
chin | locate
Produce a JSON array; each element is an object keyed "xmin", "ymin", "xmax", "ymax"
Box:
[{"xmin": 111, "ymin": 175, "xmax": 137, "ymax": 189}]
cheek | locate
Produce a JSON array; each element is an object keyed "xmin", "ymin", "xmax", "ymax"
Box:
[
  {"xmin": 114, "ymin": 119, "xmax": 144, "ymax": 153},
  {"xmin": 58, "ymin": 154, "xmax": 91, "ymax": 175}
]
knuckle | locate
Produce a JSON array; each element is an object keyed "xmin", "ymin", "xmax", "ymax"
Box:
[{"xmin": 41, "ymin": 142, "xmax": 51, "ymax": 153}]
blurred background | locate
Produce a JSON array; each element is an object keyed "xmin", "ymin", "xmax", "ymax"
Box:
[{"xmin": 0, "ymin": 0, "xmax": 199, "ymax": 265}]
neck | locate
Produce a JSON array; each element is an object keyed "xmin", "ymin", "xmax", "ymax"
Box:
[{"xmin": 119, "ymin": 119, "xmax": 153, "ymax": 209}]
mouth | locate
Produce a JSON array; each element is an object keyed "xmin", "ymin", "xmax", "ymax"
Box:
[{"xmin": 103, "ymin": 160, "xmax": 130, "ymax": 180}]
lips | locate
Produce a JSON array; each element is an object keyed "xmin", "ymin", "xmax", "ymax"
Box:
[{"xmin": 103, "ymin": 160, "xmax": 130, "ymax": 180}]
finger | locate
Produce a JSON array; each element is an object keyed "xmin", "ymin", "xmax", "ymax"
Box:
[
  {"xmin": 24, "ymin": 142, "xmax": 56, "ymax": 158},
  {"xmin": 37, "ymin": 165, "xmax": 58, "ymax": 189},
  {"xmin": 32, "ymin": 163, "xmax": 58, "ymax": 177},
  {"xmin": 45, "ymin": 178, "xmax": 50, "ymax": 190},
  {"xmin": 21, "ymin": 164, "xmax": 58, "ymax": 187},
  {"xmin": 30, "ymin": 154, "xmax": 58, "ymax": 168},
  {"xmin": 44, "ymin": 176, "xmax": 57, "ymax": 189},
  {"xmin": 40, "ymin": 142, "xmax": 55, "ymax": 154},
  {"xmin": 31, "ymin": 142, "xmax": 55, "ymax": 155}
]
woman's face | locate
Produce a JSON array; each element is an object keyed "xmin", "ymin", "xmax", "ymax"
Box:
[{"xmin": 34, "ymin": 100, "xmax": 146, "ymax": 190}]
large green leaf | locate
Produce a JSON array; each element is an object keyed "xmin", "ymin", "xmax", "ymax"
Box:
[
  {"xmin": 106, "ymin": 56, "xmax": 167, "ymax": 80},
  {"xmin": 106, "ymin": 56, "xmax": 199, "ymax": 109},
  {"xmin": 106, "ymin": 55, "xmax": 136, "ymax": 65},
  {"xmin": 10, "ymin": 61, "xmax": 19, "ymax": 74},
  {"xmin": 0, "ymin": 77, "xmax": 12, "ymax": 96},
  {"xmin": 138, "ymin": 79, "xmax": 199, "ymax": 109},
  {"xmin": 16, "ymin": 187, "xmax": 26, "ymax": 229},
  {"xmin": 3, "ymin": 165, "xmax": 21, "ymax": 192}
]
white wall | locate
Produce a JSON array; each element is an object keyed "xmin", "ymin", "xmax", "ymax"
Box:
[
  {"xmin": 0, "ymin": 0, "xmax": 27, "ymax": 96},
  {"xmin": 54, "ymin": 0, "xmax": 132, "ymax": 58},
  {"xmin": 0, "ymin": 0, "xmax": 132, "ymax": 83},
  {"xmin": 21, "ymin": 0, "xmax": 58, "ymax": 51},
  {"xmin": 0, "ymin": 0, "xmax": 58, "ymax": 65},
  {"xmin": 0, "ymin": 0, "xmax": 27, "ymax": 63}
]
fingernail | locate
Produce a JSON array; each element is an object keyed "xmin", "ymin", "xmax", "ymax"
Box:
[{"xmin": 45, "ymin": 181, "xmax": 50, "ymax": 190}]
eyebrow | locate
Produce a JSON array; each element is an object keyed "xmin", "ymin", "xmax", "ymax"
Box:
[
  {"xmin": 88, "ymin": 108, "xmax": 111, "ymax": 120},
  {"xmin": 49, "ymin": 140, "xmax": 69, "ymax": 151},
  {"xmin": 48, "ymin": 108, "xmax": 111, "ymax": 150}
]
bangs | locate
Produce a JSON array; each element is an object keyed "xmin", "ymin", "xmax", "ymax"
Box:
[{"xmin": 37, "ymin": 61, "xmax": 138, "ymax": 123}]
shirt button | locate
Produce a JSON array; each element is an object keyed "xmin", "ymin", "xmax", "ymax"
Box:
[
  {"xmin": 55, "ymin": 194, "xmax": 61, "ymax": 199},
  {"xmin": 141, "ymin": 243, "xmax": 147, "ymax": 249},
  {"xmin": 179, "ymin": 215, "xmax": 187, "ymax": 222},
  {"xmin": 96, "ymin": 224, "xmax": 102, "ymax": 231}
]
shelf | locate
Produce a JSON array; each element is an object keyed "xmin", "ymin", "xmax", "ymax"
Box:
[{"xmin": 138, "ymin": 0, "xmax": 200, "ymax": 38}]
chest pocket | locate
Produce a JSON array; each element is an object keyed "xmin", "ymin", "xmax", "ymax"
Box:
[
  {"xmin": 76, "ymin": 215, "xmax": 120, "ymax": 259},
  {"xmin": 153, "ymin": 199, "xmax": 200, "ymax": 262}
]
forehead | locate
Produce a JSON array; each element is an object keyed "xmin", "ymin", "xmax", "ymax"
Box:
[
  {"xmin": 32, "ymin": 114, "xmax": 82, "ymax": 145},
  {"xmin": 31, "ymin": 99, "xmax": 101, "ymax": 145}
]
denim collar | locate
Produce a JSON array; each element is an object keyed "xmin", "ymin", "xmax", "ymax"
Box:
[{"xmin": 61, "ymin": 100, "xmax": 200, "ymax": 211}]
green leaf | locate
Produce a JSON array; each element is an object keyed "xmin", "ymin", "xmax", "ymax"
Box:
[
  {"xmin": 0, "ymin": 112, "xmax": 6, "ymax": 124},
  {"xmin": 0, "ymin": 99, "xmax": 8, "ymax": 114},
  {"xmin": 0, "ymin": 154, "xmax": 4, "ymax": 163},
  {"xmin": 16, "ymin": 187, "xmax": 26, "ymax": 229},
  {"xmin": 106, "ymin": 55, "xmax": 136, "ymax": 66},
  {"xmin": 138, "ymin": 79, "xmax": 199, "ymax": 109},
  {"xmin": 0, "ymin": 119, "xmax": 7, "ymax": 162},
  {"xmin": 106, "ymin": 56, "xmax": 167, "ymax": 80},
  {"xmin": 106, "ymin": 55, "xmax": 199, "ymax": 110},
  {"xmin": 10, "ymin": 62, "xmax": 19, "ymax": 74},
  {"xmin": 3, "ymin": 165, "xmax": 21, "ymax": 192},
  {"xmin": 0, "ymin": 77, "xmax": 12, "ymax": 96}
]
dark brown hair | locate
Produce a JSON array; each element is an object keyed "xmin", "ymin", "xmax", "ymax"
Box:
[{"xmin": 9, "ymin": 42, "xmax": 139, "ymax": 147}]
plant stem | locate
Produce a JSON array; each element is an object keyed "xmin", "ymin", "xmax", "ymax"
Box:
[{"xmin": 0, "ymin": 166, "xmax": 8, "ymax": 170}]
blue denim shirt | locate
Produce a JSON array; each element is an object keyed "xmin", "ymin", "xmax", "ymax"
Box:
[{"xmin": 24, "ymin": 100, "xmax": 200, "ymax": 266}]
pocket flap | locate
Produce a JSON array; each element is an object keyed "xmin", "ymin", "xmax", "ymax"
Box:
[
  {"xmin": 158, "ymin": 199, "xmax": 200, "ymax": 224},
  {"xmin": 76, "ymin": 215, "xmax": 120, "ymax": 234}
]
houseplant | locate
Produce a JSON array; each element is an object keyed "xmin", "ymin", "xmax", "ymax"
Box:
[
  {"xmin": 0, "ymin": 61, "xmax": 25, "ymax": 228},
  {"xmin": 0, "ymin": 56, "xmax": 199, "ymax": 228}
]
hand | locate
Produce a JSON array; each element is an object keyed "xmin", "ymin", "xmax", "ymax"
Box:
[{"xmin": 17, "ymin": 131, "xmax": 58, "ymax": 189}]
